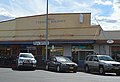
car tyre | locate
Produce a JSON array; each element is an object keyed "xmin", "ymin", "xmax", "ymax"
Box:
[
  {"xmin": 84, "ymin": 65, "xmax": 90, "ymax": 73},
  {"xmin": 16, "ymin": 65, "xmax": 20, "ymax": 70},
  {"xmin": 56, "ymin": 66, "xmax": 60, "ymax": 72},
  {"xmin": 99, "ymin": 66, "xmax": 105, "ymax": 75},
  {"xmin": 116, "ymin": 72, "xmax": 120, "ymax": 76},
  {"xmin": 46, "ymin": 65, "xmax": 49, "ymax": 71},
  {"xmin": 32, "ymin": 67, "xmax": 36, "ymax": 71},
  {"xmin": 73, "ymin": 70, "xmax": 77, "ymax": 73},
  {"xmin": 12, "ymin": 65, "xmax": 17, "ymax": 70},
  {"xmin": 11, "ymin": 60, "xmax": 17, "ymax": 70}
]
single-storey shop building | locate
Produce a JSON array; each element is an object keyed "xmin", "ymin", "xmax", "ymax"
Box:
[{"xmin": 0, "ymin": 13, "xmax": 120, "ymax": 67}]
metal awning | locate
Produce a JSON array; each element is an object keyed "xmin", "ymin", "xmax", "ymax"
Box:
[{"xmin": 0, "ymin": 40, "xmax": 95, "ymax": 45}]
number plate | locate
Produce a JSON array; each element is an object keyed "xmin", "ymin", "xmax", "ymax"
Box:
[
  {"xmin": 25, "ymin": 60, "xmax": 30, "ymax": 63},
  {"xmin": 115, "ymin": 67, "xmax": 119, "ymax": 70},
  {"xmin": 69, "ymin": 67, "xmax": 74, "ymax": 69}
]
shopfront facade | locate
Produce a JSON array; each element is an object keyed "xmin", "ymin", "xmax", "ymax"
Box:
[{"xmin": 0, "ymin": 13, "xmax": 108, "ymax": 68}]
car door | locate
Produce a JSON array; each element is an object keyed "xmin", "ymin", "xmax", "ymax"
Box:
[
  {"xmin": 49, "ymin": 57, "xmax": 57, "ymax": 69},
  {"xmin": 87, "ymin": 56, "xmax": 94, "ymax": 70},
  {"xmin": 92, "ymin": 56, "xmax": 99, "ymax": 71}
]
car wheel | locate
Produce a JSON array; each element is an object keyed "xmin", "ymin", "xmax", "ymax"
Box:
[
  {"xmin": 73, "ymin": 71, "xmax": 77, "ymax": 73},
  {"xmin": 99, "ymin": 66, "xmax": 105, "ymax": 75},
  {"xmin": 32, "ymin": 67, "xmax": 36, "ymax": 70},
  {"xmin": 116, "ymin": 72, "xmax": 120, "ymax": 76},
  {"xmin": 46, "ymin": 65, "xmax": 49, "ymax": 71},
  {"xmin": 56, "ymin": 66, "xmax": 60, "ymax": 72},
  {"xmin": 11, "ymin": 61, "xmax": 17, "ymax": 70},
  {"xmin": 85, "ymin": 65, "xmax": 90, "ymax": 73},
  {"xmin": 11, "ymin": 64, "xmax": 17, "ymax": 70},
  {"xmin": 16, "ymin": 65, "xmax": 20, "ymax": 70}
]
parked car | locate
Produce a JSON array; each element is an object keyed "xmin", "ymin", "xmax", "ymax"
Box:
[
  {"xmin": 46, "ymin": 56, "xmax": 78, "ymax": 73},
  {"xmin": 84, "ymin": 55, "xmax": 120, "ymax": 75},
  {"xmin": 12, "ymin": 53, "xmax": 37, "ymax": 70}
]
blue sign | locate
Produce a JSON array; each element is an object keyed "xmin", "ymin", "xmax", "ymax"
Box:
[{"xmin": 33, "ymin": 41, "xmax": 49, "ymax": 45}]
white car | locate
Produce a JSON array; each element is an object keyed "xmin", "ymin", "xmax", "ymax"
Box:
[{"xmin": 12, "ymin": 53, "xmax": 37, "ymax": 70}]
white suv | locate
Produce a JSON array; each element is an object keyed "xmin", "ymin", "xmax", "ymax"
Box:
[
  {"xmin": 16, "ymin": 53, "xmax": 37, "ymax": 70},
  {"xmin": 84, "ymin": 55, "xmax": 120, "ymax": 75}
]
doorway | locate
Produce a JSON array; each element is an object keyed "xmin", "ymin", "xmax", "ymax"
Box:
[{"xmin": 79, "ymin": 51, "xmax": 93, "ymax": 68}]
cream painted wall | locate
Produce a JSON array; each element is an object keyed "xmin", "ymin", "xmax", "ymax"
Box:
[
  {"xmin": 0, "ymin": 20, "xmax": 15, "ymax": 41},
  {"xmin": 0, "ymin": 20, "xmax": 15, "ymax": 30},
  {"xmin": 16, "ymin": 13, "xmax": 91, "ymax": 29},
  {"xmin": 0, "ymin": 13, "xmax": 101, "ymax": 41}
]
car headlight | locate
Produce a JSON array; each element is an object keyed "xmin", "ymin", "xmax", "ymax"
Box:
[
  {"xmin": 18, "ymin": 59, "xmax": 24, "ymax": 63},
  {"xmin": 105, "ymin": 63, "xmax": 113, "ymax": 67},
  {"xmin": 32, "ymin": 60, "xmax": 37, "ymax": 63},
  {"xmin": 74, "ymin": 63, "xmax": 78, "ymax": 66},
  {"xmin": 61, "ymin": 64, "xmax": 67, "ymax": 66}
]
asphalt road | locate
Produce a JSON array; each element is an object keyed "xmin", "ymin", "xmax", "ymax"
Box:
[{"xmin": 0, "ymin": 68, "xmax": 120, "ymax": 82}]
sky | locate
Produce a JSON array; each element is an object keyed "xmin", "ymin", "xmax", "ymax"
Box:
[{"xmin": 0, "ymin": 0, "xmax": 120, "ymax": 31}]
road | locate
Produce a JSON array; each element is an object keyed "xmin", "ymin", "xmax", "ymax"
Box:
[{"xmin": 0, "ymin": 68, "xmax": 120, "ymax": 82}]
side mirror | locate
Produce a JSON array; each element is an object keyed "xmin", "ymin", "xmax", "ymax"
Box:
[
  {"xmin": 53, "ymin": 59, "xmax": 57, "ymax": 62},
  {"xmin": 94, "ymin": 59, "xmax": 99, "ymax": 62}
]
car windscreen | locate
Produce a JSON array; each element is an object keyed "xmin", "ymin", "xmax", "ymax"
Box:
[
  {"xmin": 98, "ymin": 56, "xmax": 114, "ymax": 61},
  {"xmin": 56, "ymin": 57, "xmax": 71, "ymax": 62},
  {"xmin": 20, "ymin": 54, "xmax": 34, "ymax": 58}
]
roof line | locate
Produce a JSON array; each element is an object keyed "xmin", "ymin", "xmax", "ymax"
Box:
[{"xmin": 16, "ymin": 13, "xmax": 91, "ymax": 19}]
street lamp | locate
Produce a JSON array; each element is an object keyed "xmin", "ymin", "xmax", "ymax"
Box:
[{"xmin": 45, "ymin": 0, "xmax": 48, "ymax": 61}]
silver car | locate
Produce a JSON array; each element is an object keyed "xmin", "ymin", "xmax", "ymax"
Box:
[{"xmin": 84, "ymin": 55, "xmax": 120, "ymax": 75}]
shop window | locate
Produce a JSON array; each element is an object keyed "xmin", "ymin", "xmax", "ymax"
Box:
[
  {"xmin": 72, "ymin": 44, "xmax": 94, "ymax": 51},
  {"xmin": 80, "ymin": 14, "xmax": 84, "ymax": 23},
  {"xmin": 72, "ymin": 44, "xmax": 94, "ymax": 61},
  {"xmin": 50, "ymin": 45, "xmax": 63, "ymax": 56},
  {"xmin": 20, "ymin": 46, "xmax": 36, "ymax": 56},
  {"xmin": 0, "ymin": 48, "xmax": 6, "ymax": 55},
  {"xmin": 0, "ymin": 48, "xmax": 11, "ymax": 56},
  {"xmin": 79, "ymin": 51, "xmax": 93, "ymax": 60},
  {"xmin": 111, "ymin": 46, "xmax": 120, "ymax": 62},
  {"xmin": 79, "ymin": 51, "xmax": 86, "ymax": 60}
]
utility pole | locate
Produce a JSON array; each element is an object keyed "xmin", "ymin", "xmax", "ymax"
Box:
[{"xmin": 45, "ymin": 0, "xmax": 48, "ymax": 61}]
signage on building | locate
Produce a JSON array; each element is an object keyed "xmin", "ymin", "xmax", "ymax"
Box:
[
  {"xmin": 26, "ymin": 46, "xmax": 36, "ymax": 50},
  {"xmin": 33, "ymin": 41, "xmax": 49, "ymax": 45},
  {"xmin": 36, "ymin": 18, "xmax": 66, "ymax": 24},
  {"xmin": 80, "ymin": 14, "xmax": 84, "ymax": 23},
  {"xmin": 107, "ymin": 39, "xmax": 114, "ymax": 44}
]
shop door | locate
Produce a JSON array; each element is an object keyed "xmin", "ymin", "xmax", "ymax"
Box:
[
  {"xmin": 72, "ymin": 51, "xmax": 78, "ymax": 64},
  {"xmin": 78, "ymin": 51, "xmax": 93, "ymax": 69}
]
